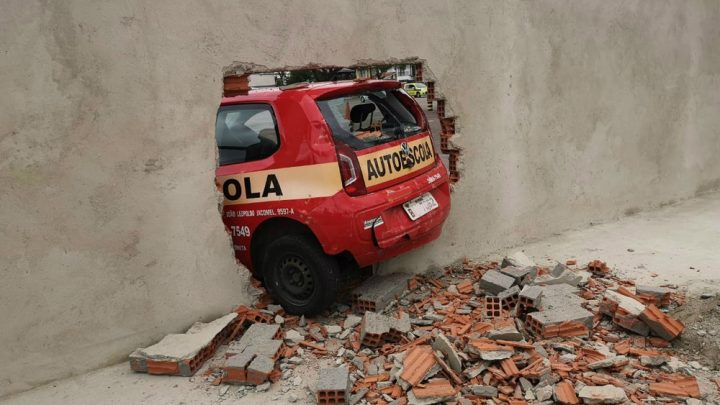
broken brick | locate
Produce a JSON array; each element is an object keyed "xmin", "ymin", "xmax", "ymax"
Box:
[
  {"xmin": 317, "ymin": 366, "xmax": 350, "ymax": 405},
  {"xmin": 246, "ymin": 355, "xmax": 274, "ymax": 385},
  {"xmin": 398, "ymin": 345, "xmax": 437, "ymax": 387},
  {"xmin": 498, "ymin": 285, "xmax": 521, "ymax": 311},
  {"xmin": 360, "ymin": 311, "xmax": 391, "ymax": 347},
  {"xmin": 221, "ymin": 350, "xmax": 255, "ymax": 384},
  {"xmin": 131, "ymin": 313, "xmax": 239, "ymax": 377},
  {"xmin": 352, "ymin": 273, "xmax": 410, "ymax": 313},
  {"xmin": 526, "ymin": 307, "xmax": 593, "ymax": 338},
  {"xmin": 499, "ymin": 266, "xmax": 533, "ymax": 285},
  {"xmin": 456, "ymin": 279, "xmax": 473, "ymax": 294},
  {"xmin": 649, "ymin": 376, "xmax": 700, "ymax": 398},
  {"xmin": 639, "ymin": 304, "xmax": 684, "ymax": 341},
  {"xmin": 518, "ymin": 285, "xmax": 543, "ymax": 309},
  {"xmin": 411, "ymin": 378, "xmax": 456, "ymax": 399},
  {"xmin": 600, "ymin": 290, "xmax": 649, "ymax": 336},
  {"xmin": 554, "ymin": 380, "xmax": 579, "ymax": 404},
  {"xmin": 479, "ymin": 270, "xmax": 516, "ymax": 295},
  {"xmin": 636, "ymin": 285, "xmax": 671, "ymax": 307},
  {"xmin": 499, "ymin": 358, "xmax": 520, "ymax": 377},
  {"xmin": 588, "ymin": 260, "xmax": 610, "ymax": 275},
  {"xmin": 484, "ymin": 295, "xmax": 503, "ymax": 318}
]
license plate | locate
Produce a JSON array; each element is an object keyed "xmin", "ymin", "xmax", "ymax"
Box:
[{"xmin": 402, "ymin": 192, "xmax": 438, "ymax": 221}]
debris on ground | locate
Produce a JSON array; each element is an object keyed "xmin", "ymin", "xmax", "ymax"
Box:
[
  {"xmin": 129, "ymin": 253, "xmax": 720, "ymax": 404},
  {"xmin": 129, "ymin": 312, "xmax": 239, "ymax": 376}
]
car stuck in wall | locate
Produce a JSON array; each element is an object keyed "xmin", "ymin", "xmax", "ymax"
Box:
[{"xmin": 215, "ymin": 78, "xmax": 451, "ymax": 315}]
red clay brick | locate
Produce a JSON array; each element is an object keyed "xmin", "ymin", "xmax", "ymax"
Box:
[
  {"xmin": 399, "ymin": 345, "xmax": 436, "ymax": 387},
  {"xmin": 554, "ymin": 380, "xmax": 580, "ymax": 404},
  {"xmin": 639, "ymin": 304, "xmax": 684, "ymax": 341},
  {"xmin": 412, "ymin": 378, "xmax": 455, "ymax": 399}
]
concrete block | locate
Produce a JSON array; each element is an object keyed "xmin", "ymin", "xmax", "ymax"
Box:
[
  {"xmin": 600, "ymin": 290, "xmax": 650, "ymax": 335},
  {"xmin": 132, "ymin": 312, "xmax": 238, "ymax": 376},
  {"xmin": 526, "ymin": 307, "xmax": 593, "ymax": 338},
  {"xmin": 222, "ymin": 350, "xmax": 256, "ymax": 384},
  {"xmin": 137, "ymin": 313, "xmax": 237, "ymax": 361},
  {"xmin": 497, "ymin": 285, "xmax": 520, "ymax": 311},
  {"xmin": 539, "ymin": 307, "xmax": 593, "ymax": 328},
  {"xmin": 246, "ymin": 355, "xmax": 275, "ymax": 385},
  {"xmin": 226, "ymin": 350, "xmax": 256, "ymax": 369},
  {"xmin": 352, "ymin": 273, "xmax": 410, "ymax": 312},
  {"xmin": 519, "ymin": 285, "xmax": 543, "ymax": 309},
  {"xmin": 360, "ymin": 311, "xmax": 390, "ymax": 347},
  {"xmin": 501, "ymin": 251, "xmax": 536, "ymax": 268},
  {"xmin": 479, "ymin": 270, "xmax": 516, "ymax": 295},
  {"xmin": 242, "ymin": 339, "xmax": 283, "ymax": 360},
  {"xmin": 499, "ymin": 266, "xmax": 533, "ymax": 284},
  {"xmin": 636, "ymin": 285, "xmax": 669, "ymax": 296},
  {"xmin": 636, "ymin": 285, "xmax": 671, "ymax": 306},
  {"xmin": 487, "ymin": 323, "xmax": 523, "ymax": 341},
  {"xmin": 233, "ymin": 323, "xmax": 281, "ymax": 352},
  {"xmin": 484, "ymin": 295, "xmax": 502, "ymax": 318},
  {"xmin": 317, "ymin": 366, "xmax": 350, "ymax": 404},
  {"xmin": 387, "ymin": 312, "xmax": 411, "ymax": 342},
  {"xmin": 600, "ymin": 290, "xmax": 644, "ymax": 316},
  {"xmin": 538, "ymin": 284, "xmax": 583, "ymax": 310}
]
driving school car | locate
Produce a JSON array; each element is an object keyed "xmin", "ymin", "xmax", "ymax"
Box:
[{"xmin": 215, "ymin": 79, "xmax": 451, "ymax": 314}]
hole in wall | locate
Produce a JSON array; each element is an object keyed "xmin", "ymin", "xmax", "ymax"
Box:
[
  {"xmin": 214, "ymin": 60, "xmax": 464, "ymax": 312},
  {"xmin": 220, "ymin": 59, "xmax": 462, "ymax": 184}
]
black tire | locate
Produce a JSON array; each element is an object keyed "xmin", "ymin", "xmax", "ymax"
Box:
[{"xmin": 262, "ymin": 234, "xmax": 340, "ymax": 315}]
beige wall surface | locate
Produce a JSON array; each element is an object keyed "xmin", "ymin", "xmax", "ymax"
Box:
[{"xmin": 1, "ymin": 0, "xmax": 719, "ymax": 397}]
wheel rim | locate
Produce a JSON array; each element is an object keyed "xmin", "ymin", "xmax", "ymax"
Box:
[{"xmin": 276, "ymin": 255, "xmax": 316, "ymax": 306}]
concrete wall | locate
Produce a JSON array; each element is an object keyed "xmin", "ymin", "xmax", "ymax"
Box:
[{"xmin": 1, "ymin": 0, "xmax": 719, "ymax": 397}]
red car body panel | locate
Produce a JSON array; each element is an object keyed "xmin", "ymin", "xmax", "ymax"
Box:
[{"xmin": 215, "ymin": 80, "xmax": 450, "ymax": 275}]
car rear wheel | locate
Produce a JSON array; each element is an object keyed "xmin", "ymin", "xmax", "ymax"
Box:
[{"xmin": 263, "ymin": 234, "xmax": 340, "ymax": 315}]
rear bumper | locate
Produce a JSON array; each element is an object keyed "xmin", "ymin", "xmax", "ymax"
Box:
[{"xmin": 313, "ymin": 160, "xmax": 451, "ymax": 267}]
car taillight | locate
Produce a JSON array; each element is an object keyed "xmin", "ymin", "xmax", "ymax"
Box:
[{"xmin": 335, "ymin": 144, "xmax": 367, "ymax": 196}]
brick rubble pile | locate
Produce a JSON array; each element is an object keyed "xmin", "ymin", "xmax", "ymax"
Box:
[{"xmin": 130, "ymin": 252, "xmax": 720, "ymax": 404}]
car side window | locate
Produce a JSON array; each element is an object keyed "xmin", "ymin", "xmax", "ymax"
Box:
[
  {"xmin": 406, "ymin": 84, "xmax": 415, "ymax": 89},
  {"xmin": 215, "ymin": 104, "xmax": 280, "ymax": 165}
]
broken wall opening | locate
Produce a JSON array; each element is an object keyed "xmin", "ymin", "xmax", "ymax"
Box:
[{"xmin": 221, "ymin": 60, "xmax": 462, "ymax": 184}]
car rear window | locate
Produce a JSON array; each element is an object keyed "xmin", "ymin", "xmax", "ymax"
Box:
[
  {"xmin": 317, "ymin": 89, "xmax": 424, "ymax": 150},
  {"xmin": 215, "ymin": 104, "xmax": 279, "ymax": 165}
]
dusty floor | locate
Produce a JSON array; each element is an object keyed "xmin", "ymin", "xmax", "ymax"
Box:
[
  {"xmin": 514, "ymin": 192, "xmax": 720, "ymax": 296},
  {"xmin": 672, "ymin": 295, "xmax": 720, "ymax": 369},
  {"xmin": 2, "ymin": 192, "xmax": 720, "ymax": 405}
]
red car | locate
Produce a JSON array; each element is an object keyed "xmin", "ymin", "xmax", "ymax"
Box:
[{"xmin": 215, "ymin": 79, "xmax": 451, "ymax": 314}]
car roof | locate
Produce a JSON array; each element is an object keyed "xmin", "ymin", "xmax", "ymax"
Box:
[{"xmin": 221, "ymin": 79, "xmax": 401, "ymax": 105}]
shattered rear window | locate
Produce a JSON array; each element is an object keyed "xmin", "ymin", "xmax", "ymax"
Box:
[{"xmin": 317, "ymin": 89, "xmax": 424, "ymax": 150}]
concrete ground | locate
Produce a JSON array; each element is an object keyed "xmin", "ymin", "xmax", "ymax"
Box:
[
  {"xmin": 2, "ymin": 191, "xmax": 719, "ymax": 405},
  {"xmin": 512, "ymin": 191, "xmax": 720, "ymax": 296}
]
